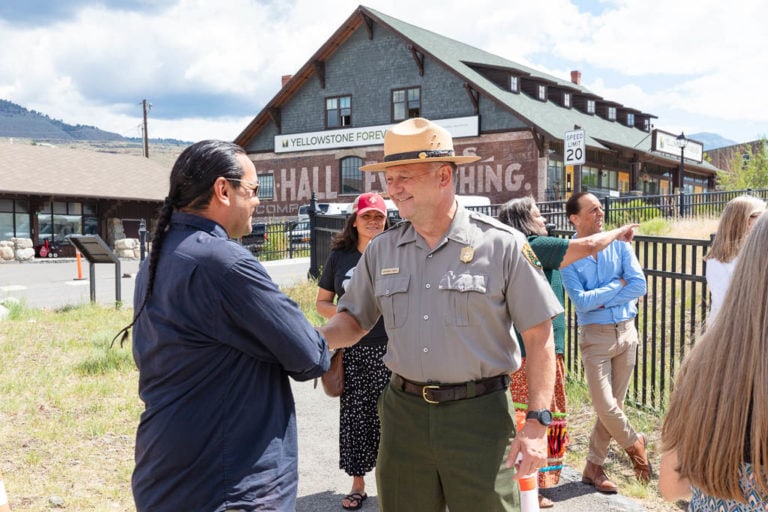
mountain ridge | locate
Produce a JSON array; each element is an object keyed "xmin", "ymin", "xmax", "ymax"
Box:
[
  {"xmin": 0, "ymin": 98, "xmax": 742, "ymax": 151},
  {"xmin": 0, "ymin": 98, "xmax": 190, "ymax": 145}
]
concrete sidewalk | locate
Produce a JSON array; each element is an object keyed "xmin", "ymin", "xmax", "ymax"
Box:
[{"xmin": 291, "ymin": 378, "xmax": 645, "ymax": 511}]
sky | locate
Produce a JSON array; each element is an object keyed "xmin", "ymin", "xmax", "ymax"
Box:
[{"xmin": 0, "ymin": 0, "xmax": 766, "ymax": 145}]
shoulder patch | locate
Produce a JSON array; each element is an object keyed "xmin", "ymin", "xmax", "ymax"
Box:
[{"xmin": 522, "ymin": 242, "xmax": 542, "ymax": 269}]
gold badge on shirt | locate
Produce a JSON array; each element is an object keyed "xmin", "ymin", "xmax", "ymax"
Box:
[
  {"xmin": 460, "ymin": 246, "xmax": 474, "ymax": 263},
  {"xmin": 522, "ymin": 243, "xmax": 542, "ymax": 269}
]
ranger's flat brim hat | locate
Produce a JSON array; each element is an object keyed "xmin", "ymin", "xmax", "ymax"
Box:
[{"xmin": 360, "ymin": 117, "xmax": 481, "ymax": 171}]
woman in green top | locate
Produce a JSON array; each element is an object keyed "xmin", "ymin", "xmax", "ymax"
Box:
[{"xmin": 499, "ymin": 197, "xmax": 638, "ymax": 508}]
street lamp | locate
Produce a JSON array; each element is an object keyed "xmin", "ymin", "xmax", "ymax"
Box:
[
  {"xmin": 675, "ymin": 132, "xmax": 688, "ymax": 216},
  {"xmin": 675, "ymin": 132, "xmax": 688, "ymax": 191}
]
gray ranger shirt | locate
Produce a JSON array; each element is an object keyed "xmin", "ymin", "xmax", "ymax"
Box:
[{"xmin": 338, "ymin": 206, "xmax": 563, "ymax": 384}]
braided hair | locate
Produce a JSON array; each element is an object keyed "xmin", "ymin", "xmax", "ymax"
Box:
[{"xmin": 112, "ymin": 140, "xmax": 247, "ymax": 346}]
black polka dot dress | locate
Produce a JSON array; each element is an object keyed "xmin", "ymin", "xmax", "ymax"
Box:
[{"xmin": 339, "ymin": 343, "xmax": 391, "ymax": 477}]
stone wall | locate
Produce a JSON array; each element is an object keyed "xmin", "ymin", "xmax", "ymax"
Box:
[
  {"xmin": 0, "ymin": 238, "xmax": 35, "ymax": 262},
  {"xmin": 0, "ymin": 236, "xmax": 146, "ymax": 262}
]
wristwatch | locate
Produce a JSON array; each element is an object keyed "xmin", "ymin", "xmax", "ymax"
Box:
[{"xmin": 526, "ymin": 409, "xmax": 553, "ymax": 426}]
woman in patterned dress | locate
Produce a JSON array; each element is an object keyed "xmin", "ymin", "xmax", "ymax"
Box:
[
  {"xmin": 316, "ymin": 193, "xmax": 390, "ymax": 510},
  {"xmin": 498, "ymin": 197, "xmax": 639, "ymax": 508},
  {"xmin": 660, "ymin": 211, "xmax": 768, "ymax": 510}
]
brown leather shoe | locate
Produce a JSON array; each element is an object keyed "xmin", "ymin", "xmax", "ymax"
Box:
[
  {"xmin": 582, "ymin": 460, "xmax": 618, "ymax": 493},
  {"xmin": 625, "ymin": 432, "xmax": 653, "ymax": 483}
]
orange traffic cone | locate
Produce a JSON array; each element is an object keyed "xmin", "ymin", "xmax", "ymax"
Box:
[
  {"xmin": 0, "ymin": 470, "xmax": 11, "ymax": 511},
  {"xmin": 73, "ymin": 249, "xmax": 85, "ymax": 281}
]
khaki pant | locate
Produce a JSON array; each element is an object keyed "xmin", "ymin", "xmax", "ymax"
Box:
[
  {"xmin": 579, "ymin": 320, "xmax": 639, "ymax": 465},
  {"xmin": 376, "ymin": 379, "xmax": 520, "ymax": 512}
]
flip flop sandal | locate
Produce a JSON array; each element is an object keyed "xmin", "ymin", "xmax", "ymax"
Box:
[{"xmin": 342, "ymin": 492, "xmax": 367, "ymax": 510}]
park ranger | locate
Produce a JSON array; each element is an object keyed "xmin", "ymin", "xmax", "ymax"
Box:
[{"xmin": 318, "ymin": 117, "xmax": 563, "ymax": 512}]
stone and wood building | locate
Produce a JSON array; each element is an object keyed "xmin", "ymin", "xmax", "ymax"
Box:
[{"xmin": 234, "ymin": 5, "xmax": 720, "ymax": 220}]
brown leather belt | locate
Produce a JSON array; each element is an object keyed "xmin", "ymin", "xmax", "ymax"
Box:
[{"xmin": 392, "ymin": 374, "xmax": 510, "ymax": 404}]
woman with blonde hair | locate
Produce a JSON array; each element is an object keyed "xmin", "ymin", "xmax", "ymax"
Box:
[
  {"xmin": 705, "ymin": 195, "xmax": 765, "ymax": 324},
  {"xmin": 659, "ymin": 211, "xmax": 768, "ymax": 509}
]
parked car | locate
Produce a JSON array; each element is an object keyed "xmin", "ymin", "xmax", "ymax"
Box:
[
  {"xmin": 240, "ymin": 222, "xmax": 268, "ymax": 256},
  {"xmin": 289, "ymin": 220, "xmax": 311, "ymax": 247},
  {"xmin": 297, "ymin": 202, "xmax": 351, "ymax": 221},
  {"xmin": 298, "ymin": 203, "xmax": 329, "ymax": 221}
]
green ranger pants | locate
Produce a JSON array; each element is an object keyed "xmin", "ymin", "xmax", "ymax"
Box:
[{"xmin": 376, "ymin": 379, "xmax": 521, "ymax": 512}]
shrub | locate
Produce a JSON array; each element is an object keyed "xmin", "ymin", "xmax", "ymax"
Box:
[{"xmin": 606, "ymin": 199, "xmax": 663, "ymax": 226}]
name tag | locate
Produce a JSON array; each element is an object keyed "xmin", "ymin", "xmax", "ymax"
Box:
[{"xmin": 381, "ymin": 267, "xmax": 400, "ymax": 275}]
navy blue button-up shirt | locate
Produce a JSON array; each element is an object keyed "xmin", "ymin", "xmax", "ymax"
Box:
[{"xmin": 131, "ymin": 212, "xmax": 330, "ymax": 511}]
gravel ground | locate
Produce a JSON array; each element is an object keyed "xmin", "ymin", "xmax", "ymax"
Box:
[{"xmin": 291, "ymin": 379, "xmax": 647, "ymax": 512}]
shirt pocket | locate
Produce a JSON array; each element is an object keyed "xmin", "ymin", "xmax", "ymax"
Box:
[
  {"xmin": 374, "ymin": 275, "xmax": 410, "ymax": 330},
  {"xmin": 438, "ymin": 272, "xmax": 487, "ymax": 326}
]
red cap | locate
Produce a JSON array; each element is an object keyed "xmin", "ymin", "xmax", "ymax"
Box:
[{"xmin": 352, "ymin": 192, "xmax": 387, "ymax": 216}]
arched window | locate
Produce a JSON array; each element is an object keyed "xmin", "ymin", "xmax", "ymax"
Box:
[{"xmin": 340, "ymin": 156, "xmax": 363, "ymax": 196}]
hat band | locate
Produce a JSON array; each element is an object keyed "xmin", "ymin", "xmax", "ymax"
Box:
[{"xmin": 383, "ymin": 149, "xmax": 455, "ymax": 162}]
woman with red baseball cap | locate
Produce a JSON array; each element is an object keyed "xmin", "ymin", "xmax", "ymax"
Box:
[{"xmin": 316, "ymin": 192, "xmax": 390, "ymax": 510}]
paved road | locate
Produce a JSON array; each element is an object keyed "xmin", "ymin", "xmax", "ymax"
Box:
[
  {"xmin": 0, "ymin": 256, "xmax": 311, "ymax": 309},
  {"xmin": 0, "ymin": 256, "xmax": 647, "ymax": 511}
]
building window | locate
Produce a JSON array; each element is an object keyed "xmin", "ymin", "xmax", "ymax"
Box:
[
  {"xmin": 537, "ymin": 85, "xmax": 547, "ymax": 101},
  {"xmin": 0, "ymin": 198, "xmax": 30, "ymax": 240},
  {"xmin": 258, "ymin": 174, "xmax": 274, "ymax": 200},
  {"xmin": 563, "ymin": 93, "xmax": 571, "ymax": 108},
  {"xmin": 326, "ymin": 95, "xmax": 351, "ymax": 128},
  {"xmin": 546, "ymin": 159, "xmax": 564, "ymax": 201},
  {"xmin": 510, "ymin": 75, "xmax": 519, "ymax": 92},
  {"xmin": 626, "ymin": 113, "xmax": 635, "ymax": 127},
  {"xmin": 608, "ymin": 107, "xmax": 617, "ymax": 121},
  {"xmin": 582, "ymin": 166, "xmax": 599, "ymax": 188},
  {"xmin": 36, "ymin": 200, "xmax": 97, "ymax": 243},
  {"xmin": 392, "ymin": 87, "xmax": 420, "ymax": 121},
  {"xmin": 340, "ymin": 156, "xmax": 363, "ymax": 195},
  {"xmin": 587, "ymin": 100, "xmax": 595, "ymax": 114}
]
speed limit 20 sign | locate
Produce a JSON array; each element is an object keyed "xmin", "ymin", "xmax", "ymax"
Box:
[{"xmin": 564, "ymin": 129, "xmax": 586, "ymax": 165}]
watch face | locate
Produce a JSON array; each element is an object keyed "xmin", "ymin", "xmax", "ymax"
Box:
[{"xmin": 528, "ymin": 409, "xmax": 553, "ymax": 426}]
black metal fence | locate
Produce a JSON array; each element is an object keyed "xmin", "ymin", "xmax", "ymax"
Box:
[
  {"xmin": 535, "ymin": 188, "xmax": 768, "ymax": 230},
  {"xmin": 295, "ymin": 188, "xmax": 768, "ymax": 412},
  {"xmin": 559, "ymin": 231, "xmax": 711, "ymax": 413}
]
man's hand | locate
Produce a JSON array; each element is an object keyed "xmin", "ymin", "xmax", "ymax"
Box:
[
  {"xmin": 506, "ymin": 421, "xmax": 548, "ymax": 480},
  {"xmin": 616, "ymin": 223, "xmax": 640, "ymax": 243}
]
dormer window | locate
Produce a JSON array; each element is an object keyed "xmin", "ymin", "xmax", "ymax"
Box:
[
  {"xmin": 626, "ymin": 113, "xmax": 635, "ymax": 127},
  {"xmin": 587, "ymin": 100, "xmax": 595, "ymax": 114},
  {"xmin": 537, "ymin": 85, "xmax": 546, "ymax": 101},
  {"xmin": 510, "ymin": 75, "xmax": 519, "ymax": 93},
  {"xmin": 608, "ymin": 107, "xmax": 616, "ymax": 121},
  {"xmin": 563, "ymin": 93, "xmax": 571, "ymax": 108}
]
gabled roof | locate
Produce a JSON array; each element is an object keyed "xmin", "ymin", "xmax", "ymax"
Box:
[
  {"xmin": 235, "ymin": 5, "xmax": 718, "ymax": 174},
  {"xmin": 0, "ymin": 142, "xmax": 169, "ymax": 201}
]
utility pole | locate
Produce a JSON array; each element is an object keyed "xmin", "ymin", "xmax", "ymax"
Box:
[{"xmin": 142, "ymin": 99, "xmax": 151, "ymax": 158}]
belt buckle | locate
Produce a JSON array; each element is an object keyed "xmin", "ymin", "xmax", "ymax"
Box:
[{"xmin": 422, "ymin": 385, "xmax": 440, "ymax": 404}]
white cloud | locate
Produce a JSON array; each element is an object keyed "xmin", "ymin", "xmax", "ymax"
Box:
[{"xmin": 0, "ymin": 0, "xmax": 765, "ymax": 143}]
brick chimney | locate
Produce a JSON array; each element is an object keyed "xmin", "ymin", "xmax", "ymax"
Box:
[
  {"xmin": 570, "ymin": 70, "xmax": 581, "ymax": 85},
  {"xmin": 281, "ymin": 74, "xmax": 293, "ymax": 87}
]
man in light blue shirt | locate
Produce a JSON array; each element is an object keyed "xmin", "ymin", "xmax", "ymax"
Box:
[{"xmin": 561, "ymin": 192, "xmax": 652, "ymax": 494}]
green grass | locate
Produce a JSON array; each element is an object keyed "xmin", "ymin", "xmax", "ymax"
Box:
[{"xmin": 0, "ymin": 279, "xmax": 684, "ymax": 511}]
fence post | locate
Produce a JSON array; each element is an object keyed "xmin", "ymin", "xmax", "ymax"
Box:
[
  {"xmin": 602, "ymin": 195, "xmax": 611, "ymax": 225},
  {"xmin": 679, "ymin": 189, "xmax": 686, "ymax": 218},
  {"xmin": 308, "ymin": 192, "xmax": 320, "ymax": 279}
]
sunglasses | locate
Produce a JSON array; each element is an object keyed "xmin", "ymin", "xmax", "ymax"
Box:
[{"xmin": 228, "ymin": 178, "xmax": 260, "ymax": 196}]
